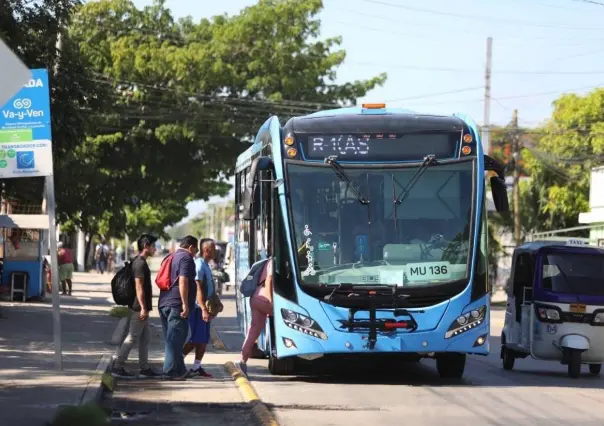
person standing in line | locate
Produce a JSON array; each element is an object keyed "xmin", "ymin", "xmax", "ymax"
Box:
[
  {"xmin": 158, "ymin": 235, "xmax": 198, "ymax": 380},
  {"xmin": 57, "ymin": 242, "xmax": 74, "ymax": 295},
  {"xmin": 112, "ymin": 234, "xmax": 161, "ymax": 378},
  {"xmin": 183, "ymin": 238, "xmax": 215, "ymax": 377}
]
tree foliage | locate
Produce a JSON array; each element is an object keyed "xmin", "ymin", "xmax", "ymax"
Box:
[
  {"xmin": 65, "ymin": 0, "xmax": 386, "ymax": 238},
  {"xmin": 0, "ymin": 0, "xmax": 103, "ymax": 210},
  {"xmin": 520, "ymin": 89, "xmax": 604, "ymax": 233}
]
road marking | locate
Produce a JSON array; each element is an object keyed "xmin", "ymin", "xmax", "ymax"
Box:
[{"xmin": 224, "ymin": 361, "xmax": 279, "ymax": 426}]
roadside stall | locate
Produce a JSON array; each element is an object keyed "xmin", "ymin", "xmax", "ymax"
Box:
[{"xmin": 0, "ymin": 201, "xmax": 47, "ymax": 301}]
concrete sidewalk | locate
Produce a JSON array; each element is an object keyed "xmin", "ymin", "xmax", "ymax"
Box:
[
  {"xmin": 103, "ymin": 290, "xmax": 256, "ymax": 425},
  {"xmin": 0, "ymin": 271, "xmax": 120, "ymax": 426}
]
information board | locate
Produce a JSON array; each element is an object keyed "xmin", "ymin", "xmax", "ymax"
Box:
[{"xmin": 0, "ymin": 68, "xmax": 53, "ymax": 178}]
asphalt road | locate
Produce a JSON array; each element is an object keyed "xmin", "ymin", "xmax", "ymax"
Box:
[{"xmin": 223, "ymin": 303, "xmax": 604, "ymax": 426}]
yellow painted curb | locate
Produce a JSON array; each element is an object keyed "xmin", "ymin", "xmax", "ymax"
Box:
[
  {"xmin": 210, "ymin": 325, "xmax": 227, "ymax": 350},
  {"xmin": 224, "ymin": 361, "xmax": 279, "ymax": 426}
]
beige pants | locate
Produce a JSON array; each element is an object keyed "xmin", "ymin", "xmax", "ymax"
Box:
[{"xmin": 115, "ymin": 309, "xmax": 150, "ymax": 370}]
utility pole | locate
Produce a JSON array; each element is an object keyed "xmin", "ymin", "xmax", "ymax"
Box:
[
  {"xmin": 511, "ymin": 109, "xmax": 521, "ymax": 245},
  {"xmin": 210, "ymin": 205, "xmax": 216, "ymax": 239},
  {"xmin": 482, "ymin": 37, "xmax": 493, "ymax": 155},
  {"xmin": 205, "ymin": 205, "xmax": 211, "ymax": 238},
  {"xmin": 220, "ymin": 204, "xmax": 226, "ymax": 241}
]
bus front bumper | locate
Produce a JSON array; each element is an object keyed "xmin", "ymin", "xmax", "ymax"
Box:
[{"xmin": 276, "ymin": 321, "xmax": 490, "ymax": 358}]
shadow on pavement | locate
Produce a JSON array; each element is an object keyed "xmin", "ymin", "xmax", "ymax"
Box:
[{"xmin": 0, "ymin": 298, "xmax": 118, "ymax": 425}]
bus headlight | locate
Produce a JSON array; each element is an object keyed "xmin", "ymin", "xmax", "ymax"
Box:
[
  {"xmin": 445, "ymin": 305, "xmax": 486, "ymax": 339},
  {"xmin": 280, "ymin": 308, "xmax": 328, "ymax": 340}
]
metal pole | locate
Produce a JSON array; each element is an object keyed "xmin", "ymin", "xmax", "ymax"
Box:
[
  {"xmin": 511, "ymin": 109, "xmax": 521, "ymax": 245},
  {"xmin": 47, "ymin": 176, "xmax": 62, "ymax": 370},
  {"xmin": 0, "ymin": 182, "xmax": 5, "ymax": 318},
  {"xmin": 49, "ymin": 29, "xmax": 63, "ymax": 371},
  {"xmin": 482, "ymin": 37, "xmax": 493, "ymax": 155}
]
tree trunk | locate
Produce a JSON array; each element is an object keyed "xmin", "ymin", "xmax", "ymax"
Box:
[{"xmin": 84, "ymin": 233, "xmax": 95, "ymax": 271}]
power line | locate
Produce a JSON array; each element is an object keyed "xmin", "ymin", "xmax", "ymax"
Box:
[
  {"xmin": 384, "ymin": 86, "xmax": 483, "ymax": 102},
  {"xmin": 571, "ymin": 0, "xmax": 604, "ymax": 7},
  {"xmin": 364, "ymin": 0, "xmax": 604, "ymax": 31},
  {"xmin": 330, "ymin": 19, "xmax": 601, "ymax": 48},
  {"xmin": 346, "ymin": 59, "xmax": 604, "ymax": 75},
  {"xmin": 330, "ymin": 2, "xmax": 604, "ymax": 44},
  {"xmin": 503, "ymin": 0, "xmax": 586, "ymax": 12}
]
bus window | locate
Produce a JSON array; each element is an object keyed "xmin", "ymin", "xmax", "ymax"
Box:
[{"xmin": 273, "ymin": 194, "xmax": 297, "ymax": 302}]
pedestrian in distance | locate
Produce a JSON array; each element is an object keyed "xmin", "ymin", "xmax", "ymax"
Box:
[
  {"xmin": 158, "ymin": 235, "xmax": 198, "ymax": 380},
  {"xmin": 183, "ymin": 238, "xmax": 216, "ymax": 377},
  {"xmin": 112, "ymin": 234, "xmax": 161, "ymax": 379},
  {"xmin": 57, "ymin": 241, "xmax": 74, "ymax": 295},
  {"xmin": 95, "ymin": 240, "xmax": 109, "ymax": 274}
]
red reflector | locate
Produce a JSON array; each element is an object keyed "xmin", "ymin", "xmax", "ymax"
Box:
[
  {"xmin": 384, "ymin": 322, "xmax": 409, "ymax": 329},
  {"xmin": 369, "ymin": 291, "xmax": 376, "ymax": 295}
]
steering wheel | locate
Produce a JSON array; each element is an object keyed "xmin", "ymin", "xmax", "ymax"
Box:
[{"xmin": 419, "ymin": 234, "xmax": 450, "ymax": 260}]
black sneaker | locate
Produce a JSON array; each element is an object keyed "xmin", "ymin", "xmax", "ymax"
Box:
[
  {"xmin": 189, "ymin": 367, "xmax": 213, "ymax": 378},
  {"xmin": 139, "ymin": 368, "xmax": 161, "ymax": 378},
  {"xmin": 112, "ymin": 367, "xmax": 135, "ymax": 378}
]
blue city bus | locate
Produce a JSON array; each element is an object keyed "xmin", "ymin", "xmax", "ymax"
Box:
[{"xmin": 233, "ymin": 104, "xmax": 509, "ymax": 378}]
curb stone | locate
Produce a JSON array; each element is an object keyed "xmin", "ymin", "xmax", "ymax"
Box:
[
  {"xmin": 110, "ymin": 315, "xmax": 130, "ymax": 345},
  {"xmin": 77, "ymin": 315, "xmax": 128, "ymax": 411},
  {"xmin": 224, "ymin": 361, "xmax": 279, "ymax": 426},
  {"xmin": 210, "ymin": 325, "xmax": 227, "ymax": 351},
  {"xmin": 79, "ymin": 354, "xmax": 114, "ymax": 406}
]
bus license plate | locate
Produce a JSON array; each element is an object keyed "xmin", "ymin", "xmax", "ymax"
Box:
[
  {"xmin": 406, "ymin": 262, "xmax": 451, "ymax": 282},
  {"xmin": 570, "ymin": 303, "xmax": 586, "ymax": 313}
]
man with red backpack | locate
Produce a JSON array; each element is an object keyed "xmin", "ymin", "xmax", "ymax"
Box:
[{"xmin": 157, "ymin": 235, "xmax": 198, "ymax": 380}]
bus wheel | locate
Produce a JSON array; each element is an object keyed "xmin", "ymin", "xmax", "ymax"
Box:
[
  {"xmin": 436, "ymin": 353, "xmax": 466, "ymax": 379},
  {"xmin": 568, "ymin": 350, "xmax": 582, "ymax": 379},
  {"xmin": 589, "ymin": 364, "xmax": 601, "ymax": 375},
  {"xmin": 268, "ymin": 352, "xmax": 296, "ymax": 375}
]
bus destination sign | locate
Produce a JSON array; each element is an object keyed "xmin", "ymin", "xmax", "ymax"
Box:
[{"xmin": 304, "ymin": 133, "xmax": 459, "ymax": 161}]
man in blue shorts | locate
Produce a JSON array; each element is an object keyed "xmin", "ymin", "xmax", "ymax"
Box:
[{"xmin": 183, "ymin": 238, "xmax": 216, "ymax": 377}]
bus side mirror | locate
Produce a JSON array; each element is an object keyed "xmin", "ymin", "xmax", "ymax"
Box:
[
  {"xmin": 242, "ymin": 156, "xmax": 275, "ymax": 221},
  {"xmin": 490, "ymin": 176, "xmax": 509, "ymax": 212}
]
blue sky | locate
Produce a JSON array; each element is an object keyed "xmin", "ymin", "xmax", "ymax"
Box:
[{"xmin": 132, "ymin": 0, "xmax": 604, "ymax": 222}]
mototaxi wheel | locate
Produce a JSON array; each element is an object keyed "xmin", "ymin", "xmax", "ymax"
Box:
[
  {"xmin": 589, "ymin": 364, "xmax": 601, "ymax": 375},
  {"xmin": 568, "ymin": 350, "xmax": 582, "ymax": 379},
  {"xmin": 501, "ymin": 334, "xmax": 515, "ymax": 371},
  {"xmin": 436, "ymin": 353, "xmax": 466, "ymax": 379},
  {"xmin": 502, "ymin": 347, "xmax": 515, "ymax": 371}
]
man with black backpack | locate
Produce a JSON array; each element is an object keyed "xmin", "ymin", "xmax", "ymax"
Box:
[{"xmin": 112, "ymin": 234, "xmax": 160, "ymax": 378}]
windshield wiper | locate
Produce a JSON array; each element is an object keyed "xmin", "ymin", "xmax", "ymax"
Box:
[
  {"xmin": 324, "ymin": 156, "xmax": 372, "ymax": 227},
  {"xmin": 325, "ymin": 156, "xmax": 370, "ymax": 205},
  {"xmin": 392, "ymin": 154, "xmax": 438, "ymax": 229},
  {"xmin": 394, "ymin": 154, "xmax": 438, "ymax": 204}
]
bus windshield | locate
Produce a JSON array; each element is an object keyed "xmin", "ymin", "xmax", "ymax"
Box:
[
  {"xmin": 542, "ymin": 253, "xmax": 604, "ymax": 296},
  {"xmin": 287, "ymin": 160, "xmax": 475, "ymax": 287}
]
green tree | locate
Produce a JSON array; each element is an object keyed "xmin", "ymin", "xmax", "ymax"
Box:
[
  {"xmin": 67, "ymin": 0, "xmax": 386, "ymax": 239},
  {"xmin": 520, "ymin": 89, "xmax": 604, "ymax": 233},
  {"xmin": 0, "ymin": 0, "xmax": 110, "ymax": 214}
]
